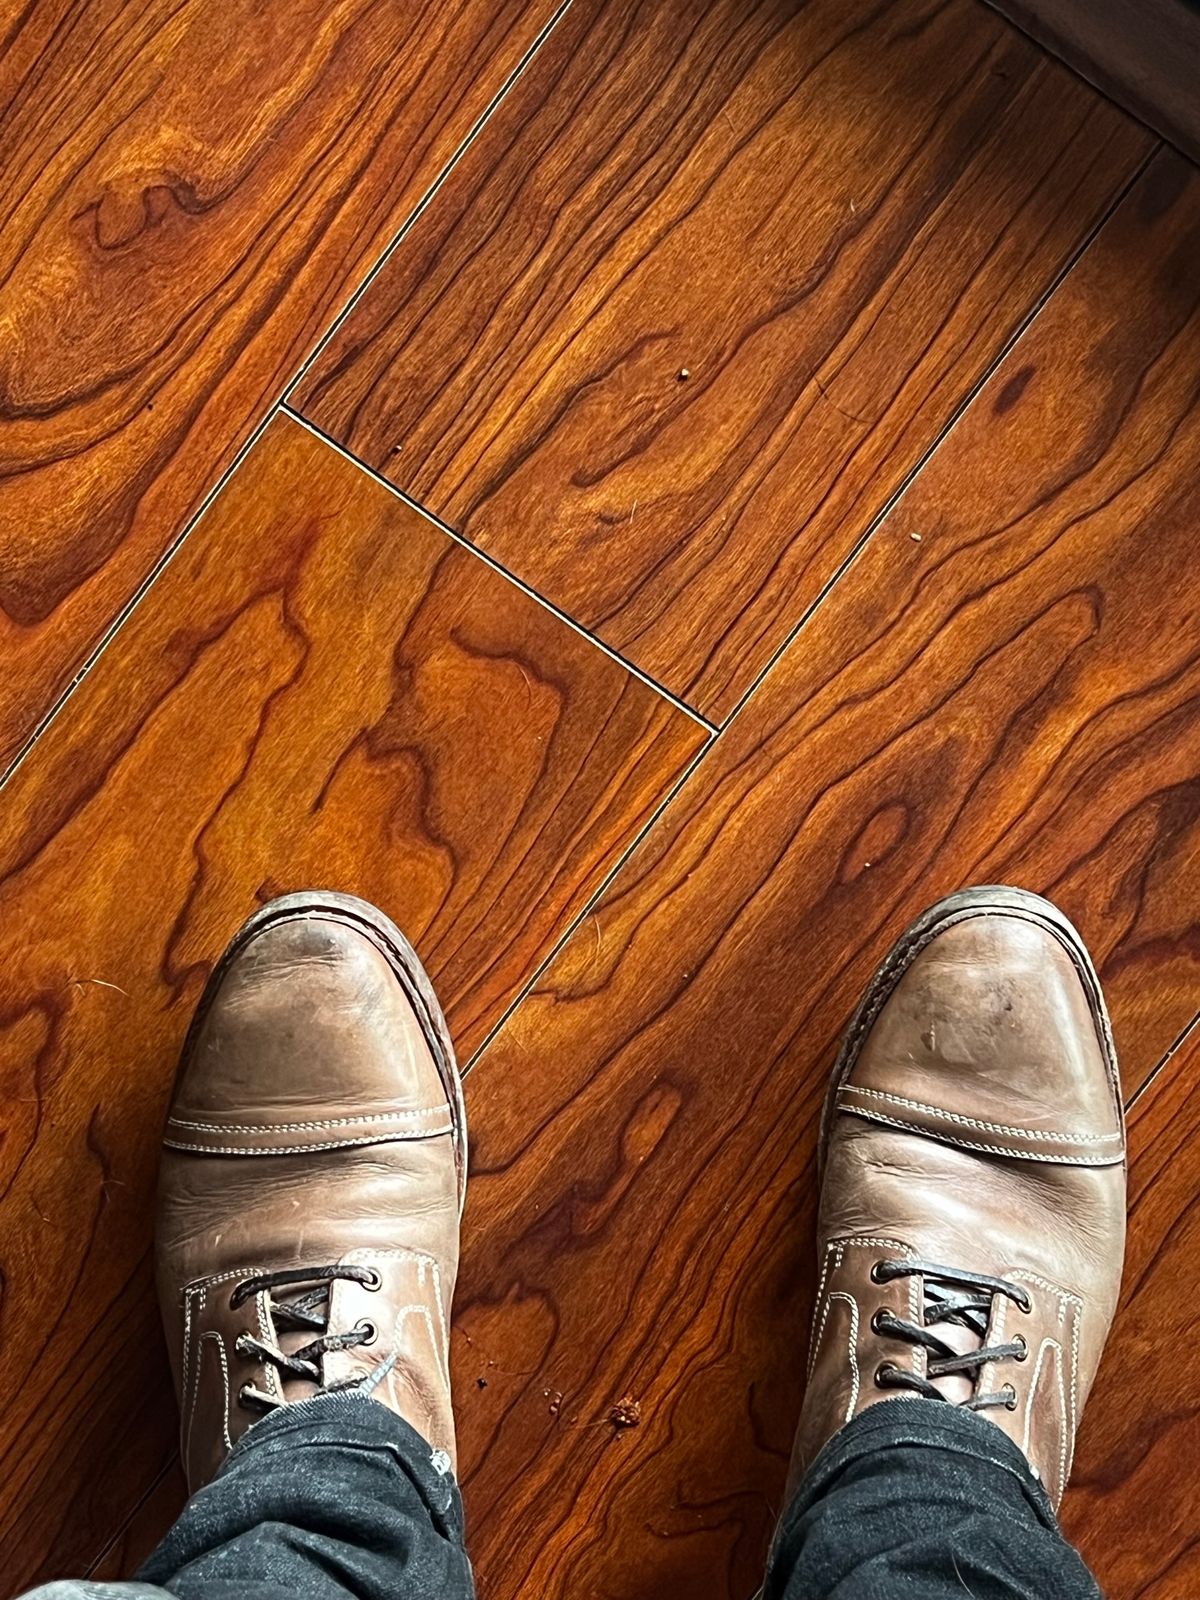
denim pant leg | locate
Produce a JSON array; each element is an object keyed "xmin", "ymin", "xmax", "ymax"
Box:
[
  {"xmin": 764, "ymin": 1398, "xmax": 1101, "ymax": 1600},
  {"xmin": 22, "ymin": 1392, "xmax": 474, "ymax": 1600}
]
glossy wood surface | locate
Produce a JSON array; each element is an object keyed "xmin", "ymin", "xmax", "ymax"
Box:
[
  {"xmin": 1064, "ymin": 1032, "xmax": 1200, "ymax": 1597},
  {"xmin": 446, "ymin": 150, "xmax": 1200, "ymax": 1599},
  {"xmin": 2, "ymin": 5, "xmax": 1199, "ymax": 1596},
  {"xmin": 0, "ymin": 414, "xmax": 702, "ymax": 1589},
  {"xmin": 296, "ymin": 0, "xmax": 1150, "ymax": 719},
  {"xmin": 85, "ymin": 1459, "xmax": 189, "ymax": 1582},
  {"xmin": 0, "ymin": 0, "xmax": 560, "ymax": 772}
]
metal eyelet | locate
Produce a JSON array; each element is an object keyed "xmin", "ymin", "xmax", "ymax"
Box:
[
  {"xmin": 871, "ymin": 1308, "xmax": 891, "ymax": 1335},
  {"xmin": 870, "ymin": 1262, "xmax": 888, "ymax": 1285},
  {"xmin": 1017, "ymin": 1291, "xmax": 1033, "ymax": 1315},
  {"xmin": 234, "ymin": 1331, "xmax": 254, "ymax": 1359},
  {"xmin": 1013, "ymin": 1334, "xmax": 1028, "ymax": 1361},
  {"xmin": 1002, "ymin": 1384, "xmax": 1018, "ymax": 1410},
  {"xmin": 237, "ymin": 1383, "xmax": 255, "ymax": 1410},
  {"xmin": 356, "ymin": 1319, "xmax": 379, "ymax": 1346},
  {"xmin": 874, "ymin": 1362, "xmax": 895, "ymax": 1389},
  {"xmin": 362, "ymin": 1268, "xmax": 383, "ymax": 1292}
]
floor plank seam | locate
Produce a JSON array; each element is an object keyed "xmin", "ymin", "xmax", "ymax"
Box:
[
  {"xmin": 280, "ymin": 405, "xmax": 717, "ymax": 734},
  {"xmin": 0, "ymin": 405, "xmax": 278, "ymax": 797},
  {"xmin": 462, "ymin": 721, "xmax": 716, "ymax": 1074},
  {"xmin": 703, "ymin": 137, "xmax": 1165, "ymax": 746},
  {"xmin": 283, "ymin": 0, "xmax": 578, "ymax": 404},
  {"xmin": 0, "ymin": 0, "xmax": 577, "ymax": 802},
  {"xmin": 1126, "ymin": 1011, "xmax": 1200, "ymax": 1111},
  {"xmin": 83, "ymin": 1459, "xmax": 177, "ymax": 1581}
]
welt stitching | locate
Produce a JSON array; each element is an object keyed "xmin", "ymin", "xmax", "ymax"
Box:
[
  {"xmin": 165, "ymin": 1127, "xmax": 452, "ymax": 1156},
  {"xmin": 169, "ymin": 1107, "xmax": 449, "ymax": 1133},
  {"xmin": 838, "ymin": 1109, "xmax": 1124, "ymax": 1165},
  {"xmin": 838, "ymin": 1086, "xmax": 1121, "ymax": 1143}
]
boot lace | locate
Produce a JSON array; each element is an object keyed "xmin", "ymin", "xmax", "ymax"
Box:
[
  {"xmin": 871, "ymin": 1258, "xmax": 1031, "ymax": 1412},
  {"xmin": 229, "ymin": 1263, "xmax": 381, "ymax": 1412}
]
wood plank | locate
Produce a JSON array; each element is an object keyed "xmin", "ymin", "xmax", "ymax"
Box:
[
  {"xmin": 294, "ymin": 0, "xmax": 1151, "ymax": 720},
  {"xmin": 447, "ymin": 149, "xmax": 1200, "ymax": 1598},
  {"xmin": 0, "ymin": 412, "xmax": 704, "ymax": 1590},
  {"xmin": 0, "ymin": 1259, "xmax": 179, "ymax": 1588},
  {"xmin": 0, "ymin": 0, "xmax": 561, "ymax": 773},
  {"xmin": 1063, "ymin": 1029, "xmax": 1200, "ymax": 1599},
  {"xmin": 986, "ymin": 0, "xmax": 1200, "ymax": 170},
  {"xmin": 86, "ymin": 1454, "xmax": 189, "ymax": 1581}
]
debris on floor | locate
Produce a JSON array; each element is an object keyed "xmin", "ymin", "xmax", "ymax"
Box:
[{"xmin": 608, "ymin": 1397, "xmax": 641, "ymax": 1430}]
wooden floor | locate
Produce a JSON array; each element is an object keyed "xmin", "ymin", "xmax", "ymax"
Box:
[{"xmin": 1, "ymin": 1, "xmax": 1197, "ymax": 1594}]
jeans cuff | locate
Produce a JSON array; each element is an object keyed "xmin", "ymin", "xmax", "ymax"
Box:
[
  {"xmin": 224, "ymin": 1389, "xmax": 446, "ymax": 1461},
  {"xmin": 215, "ymin": 1390, "xmax": 460, "ymax": 1513},
  {"xmin": 789, "ymin": 1397, "xmax": 1059, "ymax": 1532}
]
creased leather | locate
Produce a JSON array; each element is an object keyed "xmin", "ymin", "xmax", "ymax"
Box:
[
  {"xmin": 791, "ymin": 890, "xmax": 1125, "ymax": 1509},
  {"xmin": 156, "ymin": 893, "xmax": 464, "ymax": 1491}
]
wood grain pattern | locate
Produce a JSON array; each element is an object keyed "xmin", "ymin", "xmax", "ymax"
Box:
[
  {"xmin": 1064, "ymin": 1031, "xmax": 1200, "ymax": 1599},
  {"xmin": 445, "ymin": 149, "xmax": 1200, "ymax": 1599},
  {"xmin": 0, "ymin": 413, "xmax": 703, "ymax": 1591},
  {"xmin": 86, "ymin": 1455, "xmax": 189, "ymax": 1581},
  {"xmin": 0, "ymin": 0, "xmax": 561, "ymax": 773},
  {"xmin": 295, "ymin": 0, "xmax": 1151, "ymax": 720}
]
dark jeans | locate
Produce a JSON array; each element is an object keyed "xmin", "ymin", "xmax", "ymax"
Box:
[{"xmin": 26, "ymin": 1394, "xmax": 1099, "ymax": 1600}]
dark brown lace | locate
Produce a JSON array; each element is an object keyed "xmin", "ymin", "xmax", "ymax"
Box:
[
  {"xmin": 230, "ymin": 1263, "xmax": 381, "ymax": 1412},
  {"xmin": 871, "ymin": 1259, "xmax": 1031, "ymax": 1412}
]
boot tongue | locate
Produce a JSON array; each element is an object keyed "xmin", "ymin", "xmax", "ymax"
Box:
[
  {"xmin": 921, "ymin": 1279, "xmax": 988, "ymax": 1406},
  {"xmin": 271, "ymin": 1284, "xmax": 332, "ymax": 1404},
  {"xmin": 926, "ymin": 1319, "xmax": 980, "ymax": 1406}
]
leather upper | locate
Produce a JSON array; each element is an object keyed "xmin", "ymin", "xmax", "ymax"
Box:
[
  {"xmin": 793, "ymin": 889, "xmax": 1126, "ymax": 1506},
  {"xmin": 156, "ymin": 893, "xmax": 464, "ymax": 1491}
]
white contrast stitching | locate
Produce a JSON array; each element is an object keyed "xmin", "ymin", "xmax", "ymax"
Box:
[
  {"xmin": 1010, "ymin": 1270, "xmax": 1081, "ymax": 1306},
  {"xmin": 808, "ymin": 1245, "xmax": 846, "ymax": 1380},
  {"xmin": 186, "ymin": 1330, "xmax": 233, "ymax": 1465},
  {"xmin": 1023, "ymin": 1339, "xmax": 1069, "ymax": 1503},
  {"xmin": 834, "ymin": 1109, "xmax": 1125, "ymax": 1165},
  {"xmin": 1067, "ymin": 1306, "xmax": 1081, "ymax": 1482},
  {"xmin": 839, "ymin": 1237, "xmax": 914, "ymax": 1254},
  {"xmin": 1052, "ymin": 1346, "xmax": 1068, "ymax": 1502},
  {"xmin": 168, "ymin": 1106, "xmax": 449, "ymax": 1134},
  {"xmin": 831, "ymin": 1293, "xmax": 860, "ymax": 1424},
  {"xmin": 164, "ymin": 1125, "xmax": 452, "ymax": 1156},
  {"xmin": 343, "ymin": 1247, "xmax": 447, "ymax": 1379},
  {"xmin": 838, "ymin": 1087, "xmax": 1121, "ymax": 1144},
  {"xmin": 1009, "ymin": 1272, "xmax": 1083, "ymax": 1490},
  {"xmin": 808, "ymin": 1245, "xmax": 840, "ymax": 1379},
  {"xmin": 986, "ymin": 1292, "xmax": 1008, "ymax": 1396}
]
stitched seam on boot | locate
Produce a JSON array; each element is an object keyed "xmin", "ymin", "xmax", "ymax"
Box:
[
  {"xmin": 838, "ymin": 1087, "xmax": 1121, "ymax": 1143},
  {"xmin": 834, "ymin": 1109, "xmax": 1125, "ymax": 1165}
]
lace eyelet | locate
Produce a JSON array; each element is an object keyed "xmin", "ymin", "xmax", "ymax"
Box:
[
  {"xmin": 874, "ymin": 1362, "xmax": 896, "ymax": 1389},
  {"xmin": 234, "ymin": 1331, "xmax": 254, "ymax": 1359},
  {"xmin": 237, "ymin": 1383, "xmax": 255, "ymax": 1410},
  {"xmin": 362, "ymin": 1268, "xmax": 383, "ymax": 1292},
  {"xmin": 356, "ymin": 1319, "xmax": 379, "ymax": 1347},
  {"xmin": 871, "ymin": 1308, "xmax": 891, "ymax": 1335},
  {"xmin": 1017, "ymin": 1291, "xmax": 1033, "ymax": 1315},
  {"xmin": 1013, "ymin": 1334, "xmax": 1028, "ymax": 1361},
  {"xmin": 870, "ymin": 1262, "xmax": 889, "ymax": 1285},
  {"xmin": 1002, "ymin": 1384, "xmax": 1018, "ymax": 1410}
]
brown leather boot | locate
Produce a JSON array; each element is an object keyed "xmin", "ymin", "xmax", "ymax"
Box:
[
  {"xmin": 791, "ymin": 886, "xmax": 1125, "ymax": 1507},
  {"xmin": 156, "ymin": 891, "xmax": 466, "ymax": 1492}
]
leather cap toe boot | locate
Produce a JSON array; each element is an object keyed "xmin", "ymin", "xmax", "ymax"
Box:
[
  {"xmin": 156, "ymin": 891, "xmax": 466, "ymax": 1492},
  {"xmin": 792, "ymin": 886, "xmax": 1125, "ymax": 1507}
]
